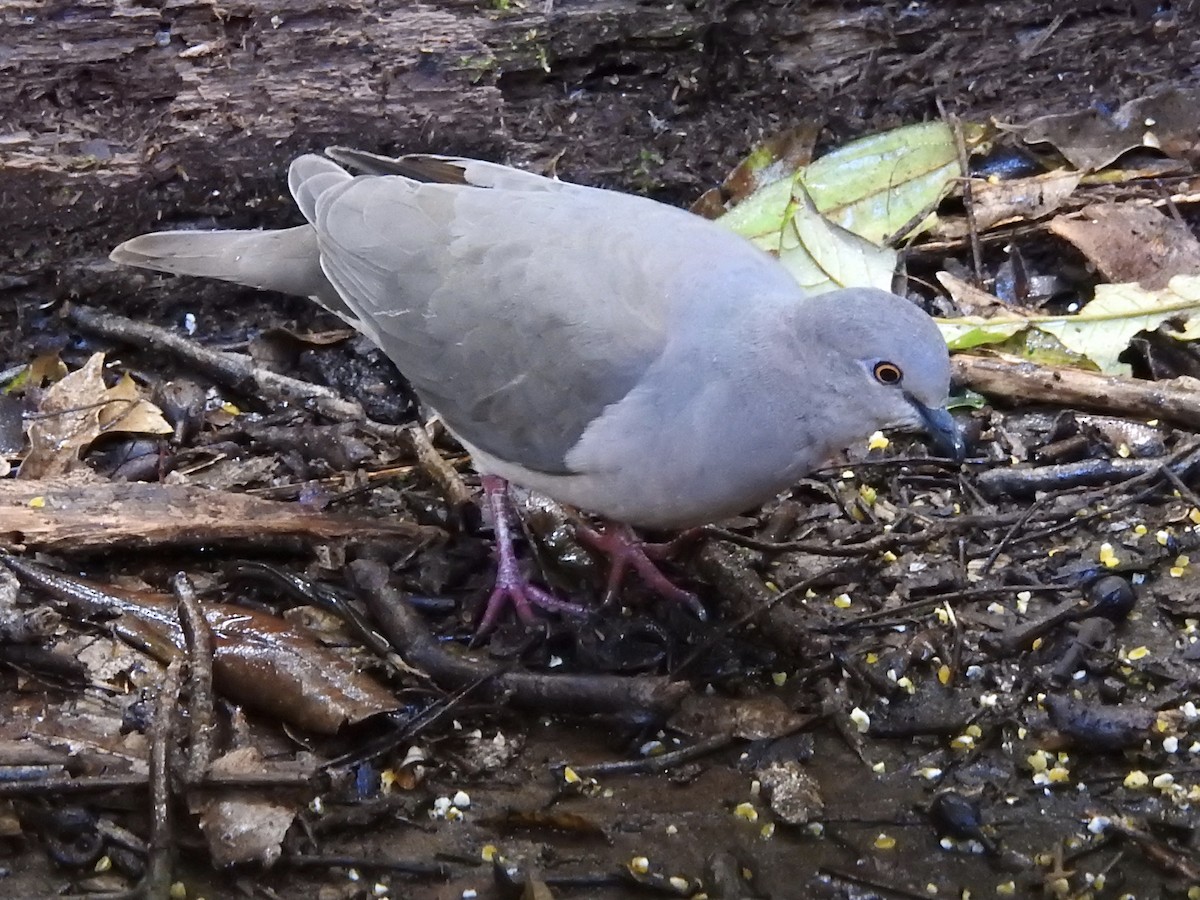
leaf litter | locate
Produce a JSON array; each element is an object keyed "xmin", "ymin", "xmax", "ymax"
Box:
[{"xmin": 5, "ymin": 92, "xmax": 1200, "ymax": 897}]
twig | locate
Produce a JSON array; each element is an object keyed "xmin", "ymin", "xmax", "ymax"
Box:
[
  {"xmin": 1161, "ymin": 465, "xmax": 1200, "ymax": 509},
  {"xmin": 67, "ymin": 304, "xmax": 373, "ymax": 426},
  {"xmin": 66, "ymin": 304, "xmax": 474, "ymax": 511},
  {"xmin": 348, "ymin": 559, "xmax": 690, "ymax": 720},
  {"xmin": 671, "ymin": 558, "xmax": 857, "ymax": 677},
  {"xmin": 565, "ymin": 734, "xmax": 737, "ymax": 777},
  {"xmin": 172, "ymin": 573, "xmax": 215, "ymax": 786},
  {"xmin": 143, "ymin": 658, "xmax": 181, "ymax": 899},
  {"xmin": 1004, "ymin": 444, "xmax": 1200, "ymax": 546},
  {"xmin": 979, "ymin": 495, "xmax": 1051, "ymax": 574},
  {"xmin": 0, "ymin": 768, "xmax": 321, "ymax": 797},
  {"xmin": 976, "ymin": 454, "xmax": 1200, "ymax": 498},
  {"xmin": 284, "ymin": 854, "xmax": 451, "ymax": 878},
  {"xmin": 826, "ymin": 583, "xmax": 1075, "ymax": 631},
  {"xmin": 403, "ymin": 422, "xmax": 473, "ymax": 513},
  {"xmin": 819, "ymin": 866, "xmax": 941, "ymax": 900},
  {"xmin": 940, "ymin": 102, "xmax": 983, "ymax": 285}
]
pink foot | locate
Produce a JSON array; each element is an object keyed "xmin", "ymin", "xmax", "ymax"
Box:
[
  {"xmin": 475, "ymin": 475, "xmax": 588, "ymax": 635},
  {"xmin": 574, "ymin": 522, "xmax": 708, "ymax": 621}
]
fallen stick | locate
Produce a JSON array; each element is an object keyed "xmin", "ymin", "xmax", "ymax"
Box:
[
  {"xmin": 66, "ymin": 303, "xmax": 474, "ymax": 511},
  {"xmin": 348, "ymin": 559, "xmax": 691, "ymax": 721},
  {"xmin": 0, "ymin": 478, "xmax": 437, "ymax": 553},
  {"xmin": 953, "ymin": 354, "xmax": 1200, "ymax": 428}
]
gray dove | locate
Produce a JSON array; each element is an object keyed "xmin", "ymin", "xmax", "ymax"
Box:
[{"xmin": 110, "ymin": 147, "xmax": 961, "ymax": 631}]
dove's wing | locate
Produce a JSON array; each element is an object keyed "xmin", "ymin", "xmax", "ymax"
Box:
[{"xmin": 288, "ymin": 154, "xmax": 785, "ymax": 474}]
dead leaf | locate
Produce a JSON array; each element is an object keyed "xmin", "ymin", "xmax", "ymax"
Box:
[
  {"xmin": 968, "ymin": 170, "xmax": 1082, "ymax": 232},
  {"xmin": 26, "ymin": 353, "xmax": 67, "ymax": 389},
  {"xmin": 1, "ymin": 554, "xmax": 400, "ymax": 734},
  {"xmin": 937, "ymin": 272, "xmax": 1024, "ymax": 318},
  {"xmin": 1049, "ymin": 203, "xmax": 1200, "ymax": 289},
  {"xmin": 690, "ymin": 123, "xmax": 820, "ymax": 218},
  {"xmin": 499, "ymin": 808, "xmax": 607, "ymax": 837},
  {"xmin": 670, "ymin": 693, "xmax": 813, "ymax": 741},
  {"xmin": 100, "ymin": 373, "xmax": 173, "ymax": 436},
  {"xmin": 19, "ymin": 354, "xmax": 172, "ymax": 480},
  {"xmin": 939, "ymin": 274, "xmax": 1200, "ymax": 374},
  {"xmin": 1017, "ymin": 88, "xmax": 1200, "ymax": 170},
  {"xmin": 20, "ymin": 353, "xmax": 109, "ymax": 479},
  {"xmin": 521, "ymin": 874, "xmax": 555, "ymax": 900},
  {"xmin": 756, "ymin": 760, "xmax": 825, "ymax": 825}
]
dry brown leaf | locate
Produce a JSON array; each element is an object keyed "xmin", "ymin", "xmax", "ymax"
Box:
[
  {"xmin": 19, "ymin": 352, "xmax": 109, "ymax": 479},
  {"xmin": 27, "ymin": 352, "xmax": 68, "ymax": 387},
  {"xmin": 972, "ymin": 170, "xmax": 1081, "ymax": 231},
  {"xmin": 100, "ymin": 372, "xmax": 173, "ymax": 436},
  {"xmin": 1018, "ymin": 88, "xmax": 1200, "ymax": 170},
  {"xmin": 937, "ymin": 272, "xmax": 1017, "ymax": 318},
  {"xmin": 670, "ymin": 693, "xmax": 813, "ymax": 741},
  {"xmin": 690, "ymin": 123, "xmax": 821, "ymax": 218},
  {"xmin": 1049, "ymin": 203, "xmax": 1200, "ymax": 289},
  {"xmin": 20, "ymin": 355, "xmax": 173, "ymax": 480},
  {"xmin": 1, "ymin": 553, "xmax": 400, "ymax": 733}
]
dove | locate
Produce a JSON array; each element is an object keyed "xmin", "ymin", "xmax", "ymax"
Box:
[{"xmin": 110, "ymin": 147, "xmax": 962, "ymax": 631}]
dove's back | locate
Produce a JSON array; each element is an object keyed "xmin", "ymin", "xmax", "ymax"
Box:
[{"xmin": 113, "ymin": 153, "xmax": 807, "ymax": 484}]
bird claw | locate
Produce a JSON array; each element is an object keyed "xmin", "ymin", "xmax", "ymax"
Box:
[
  {"xmin": 474, "ymin": 575, "xmax": 588, "ymax": 639},
  {"xmin": 475, "ymin": 476, "xmax": 705, "ymax": 639},
  {"xmin": 474, "ymin": 475, "xmax": 588, "ymax": 639},
  {"xmin": 574, "ymin": 522, "xmax": 708, "ymax": 621}
]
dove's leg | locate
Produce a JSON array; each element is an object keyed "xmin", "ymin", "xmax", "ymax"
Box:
[
  {"xmin": 476, "ymin": 475, "xmax": 587, "ymax": 634},
  {"xmin": 574, "ymin": 522, "xmax": 708, "ymax": 621}
]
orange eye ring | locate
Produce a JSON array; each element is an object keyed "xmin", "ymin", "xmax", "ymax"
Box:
[{"xmin": 873, "ymin": 361, "xmax": 903, "ymax": 385}]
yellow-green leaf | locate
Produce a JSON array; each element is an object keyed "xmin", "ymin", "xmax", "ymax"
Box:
[
  {"xmin": 803, "ymin": 121, "xmax": 981, "ymax": 244},
  {"xmin": 937, "ymin": 274, "xmax": 1200, "ymax": 374},
  {"xmin": 775, "ymin": 185, "xmax": 896, "ymax": 295}
]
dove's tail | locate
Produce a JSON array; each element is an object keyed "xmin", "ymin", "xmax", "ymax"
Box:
[
  {"xmin": 110, "ymin": 225, "xmax": 324, "ymax": 299},
  {"xmin": 109, "ymin": 225, "xmax": 357, "ymax": 322},
  {"xmin": 110, "ymin": 154, "xmax": 359, "ymax": 322}
]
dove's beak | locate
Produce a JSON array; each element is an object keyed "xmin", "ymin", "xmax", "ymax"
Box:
[{"xmin": 908, "ymin": 396, "xmax": 966, "ymax": 461}]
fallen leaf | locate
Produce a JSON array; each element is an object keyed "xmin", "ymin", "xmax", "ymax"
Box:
[
  {"xmin": 937, "ymin": 271, "xmax": 1033, "ymax": 318},
  {"xmin": 1016, "ymin": 88, "xmax": 1200, "ymax": 171},
  {"xmin": 956, "ymin": 169, "xmax": 1081, "ymax": 234},
  {"xmin": 19, "ymin": 354, "xmax": 173, "ymax": 480},
  {"xmin": 774, "ymin": 186, "xmax": 897, "ymax": 296},
  {"xmin": 938, "ymin": 274, "xmax": 1200, "ymax": 375},
  {"xmin": 690, "ymin": 124, "xmax": 820, "ymax": 218},
  {"xmin": 195, "ymin": 748, "xmax": 302, "ymax": 866},
  {"xmin": 721, "ymin": 121, "xmax": 986, "ymax": 290},
  {"xmin": 803, "ymin": 120, "xmax": 984, "ymax": 244},
  {"xmin": 1, "ymin": 553, "xmax": 400, "ymax": 733},
  {"xmin": 20, "ymin": 353, "xmax": 110, "ymax": 479},
  {"xmin": 100, "ymin": 373, "xmax": 174, "ymax": 436},
  {"xmin": 1049, "ymin": 203, "xmax": 1200, "ymax": 289}
]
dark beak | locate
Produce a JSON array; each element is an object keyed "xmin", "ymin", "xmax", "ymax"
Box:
[{"xmin": 908, "ymin": 395, "xmax": 966, "ymax": 461}]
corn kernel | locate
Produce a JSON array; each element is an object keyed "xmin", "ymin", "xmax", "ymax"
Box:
[
  {"xmin": 734, "ymin": 803, "xmax": 758, "ymax": 822},
  {"xmin": 1124, "ymin": 770, "xmax": 1150, "ymax": 788}
]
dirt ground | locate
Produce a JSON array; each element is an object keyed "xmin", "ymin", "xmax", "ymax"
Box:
[{"xmin": 4, "ymin": 4, "xmax": 1200, "ymax": 900}]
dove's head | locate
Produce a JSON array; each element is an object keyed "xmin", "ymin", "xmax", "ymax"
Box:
[{"xmin": 797, "ymin": 287, "xmax": 963, "ymax": 460}]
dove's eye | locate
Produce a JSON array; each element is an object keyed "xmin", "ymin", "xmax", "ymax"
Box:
[{"xmin": 873, "ymin": 361, "xmax": 903, "ymax": 385}]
